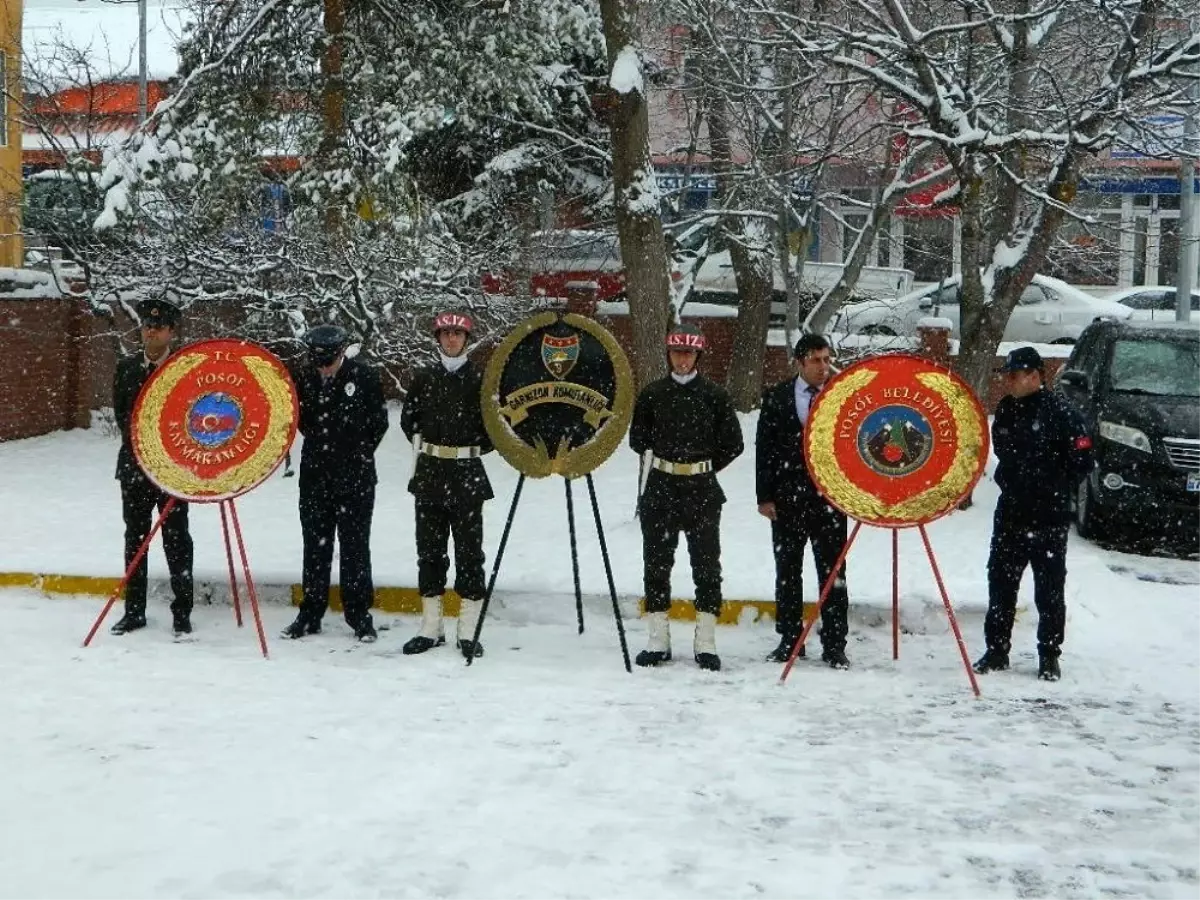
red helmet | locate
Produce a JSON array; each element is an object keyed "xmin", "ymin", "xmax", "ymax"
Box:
[
  {"xmin": 433, "ymin": 311, "xmax": 474, "ymax": 336},
  {"xmin": 666, "ymin": 323, "xmax": 706, "ymax": 352}
]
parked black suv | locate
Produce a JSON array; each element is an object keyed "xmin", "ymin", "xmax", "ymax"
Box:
[{"xmin": 1056, "ymin": 318, "xmax": 1199, "ymax": 546}]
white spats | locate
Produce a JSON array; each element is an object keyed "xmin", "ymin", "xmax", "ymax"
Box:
[
  {"xmin": 458, "ymin": 598, "xmax": 484, "ymax": 643},
  {"xmin": 694, "ymin": 612, "xmax": 717, "ymax": 656},
  {"xmin": 419, "ymin": 595, "xmax": 443, "ymax": 640},
  {"xmin": 646, "ymin": 611, "xmax": 670, "ymax": 653}
]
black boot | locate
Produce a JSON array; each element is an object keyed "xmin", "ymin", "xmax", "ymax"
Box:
[
  {"xmin": 280, "ymin": 616, "xmax": 321, "ymax": 639},
  {"xmin": 766, "ymin": 636, "xmax": 804, "ymax": 663},
  {"xmin": 821, "ymin": 648, "xmax": 850, "ymax": 670},
  {"xmin": 404, "ymin": 596, "xmax": 446, "ymax": 654},
  {"xmin": 354, "ymin": 619, "xmax": 378, "ymax": 644},
  {"xmin": 172, "ymin": 613, "xmax": 192, "ymax": 636},
  {"xmin": 458, "ymin": 639, "xmax": 484, "ymax": 659},
  {"xmin": 111, "ymin": 612, "xmax": 147, "ymax": 635},
  {"xmin": 402, "ymin": 634, "xmax": 446, "ymax": 655},
  {"xmin": 1038, "ymin": 649, "xmax": 1061, "ymax": 682},
  {"xmin": 973, "ymin": 648, "xmax": 1010, "ymax": 674}
]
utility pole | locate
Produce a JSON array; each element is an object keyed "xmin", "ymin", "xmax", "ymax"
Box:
[{"xmin": 1177, "ymin": 30, "xmax": 1199, "ymax": 322}]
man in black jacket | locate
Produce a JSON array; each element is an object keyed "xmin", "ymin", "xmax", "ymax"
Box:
[
  {"xmin": 399, "ymin": 310, "xmax": 494, "ymax": 659},
  {"xmin": 282, "ymin": 325, "xmax": 389, "ymax": 642},
  {"xmin": 629, "ymin": 323, "xmax": 744, "ymax": 671},
  {"xmin": 111, "ymin": 297, "xmax": 195, "ymax": 637},
  {"xmin": 974, "ymin": 346, "xmax": 1094, "ymax": 681},
  {"xmin": 756, "ymin": 333, "xmax": 851, "ymax": 669}
]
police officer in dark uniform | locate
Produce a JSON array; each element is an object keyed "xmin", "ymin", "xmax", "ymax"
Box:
[
  {"xmin": 111, "ymin": 297, "xmax": 195, "ymax": 637},
  {"xmin": 399, "ymin": 310, "xmax": 494, "ymax": 659},
  {"xmin": 974, "ymin": 346, "xmax": 1094, "ymax": 681},
  {"xmin": 282, "ymin": 325, "xmax": 389, "ymax": 642},
  {"xmin": 756, "ymin": 333, "xmax": 851, "ymax": 669},
  {"xmin": 629, "ymin": 323, "xmax": 744, "ymax": 671}
]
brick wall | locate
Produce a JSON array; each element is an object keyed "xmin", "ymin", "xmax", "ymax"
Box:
[
  {"xmin": 0, "ymin": 297, "xmax": 1062, "ymax": 443},
  {"xmin": 0, "ymin": 299, "xmax": 92, "ymax": 441}
]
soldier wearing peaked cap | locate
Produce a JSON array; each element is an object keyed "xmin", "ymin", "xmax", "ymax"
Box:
[
  {"xmin": 110, "ymin": 296, "xmax": 196, "ymax": 638},
  {"xmin": 973, "ymin": 346, "xmax": 1094, "ymax": 682},
  {"xmin": 399, "ymin": 310, "xmax": 494, "ymax": 659},
  {"xmin": 282, "ymin": 324, "xmax": 390, "ymax": 643},
  {"xmin": 628, "ymin": 323, "xmax": 743, "ymax": 672}
]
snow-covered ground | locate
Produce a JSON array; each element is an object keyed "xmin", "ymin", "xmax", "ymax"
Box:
[{"xmin": 1, "ymin": 409, "xmax": 1198, "ymax": 898}]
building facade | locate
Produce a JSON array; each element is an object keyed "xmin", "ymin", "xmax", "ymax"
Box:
[{"xmin": 1, "ymin": 0, "xmax": 23, "ymax": 268}]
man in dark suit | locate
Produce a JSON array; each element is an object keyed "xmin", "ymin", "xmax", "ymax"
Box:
[
  {"xmin": 111, "ymin": 297, "xmax": 195, "ymax": 637},
  {"xmin": 755, "ymin": 333, "xmax": 850, "ymax": 669},
  {"xmin": 282, "ymin": 325, "xmax": 389, "ymax": 643}
]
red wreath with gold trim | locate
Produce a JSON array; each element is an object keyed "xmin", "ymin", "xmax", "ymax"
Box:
[
  {"xmin": 131, "ymin": 339, "xmax": 298, "ymax": 502},
  {"xmin": 804, "ymin": 353, "xmax": 989, "ymax": 527}
]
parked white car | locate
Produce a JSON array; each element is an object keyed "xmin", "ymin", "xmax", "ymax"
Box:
[
  {"xmin": 692, "ymin": 250, "xmax": 915, "ymax": 301},
  {"xmin": 1106, "ymin": 285, "xmax": 1198, "ymax": 321},
  {"xmin": 832, "ymin": 274, "xmax": 1133, "ymax": 343}
]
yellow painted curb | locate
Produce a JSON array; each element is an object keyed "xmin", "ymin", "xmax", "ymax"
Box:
[
  {"xmin": 2, "ymin": 571, "xmax": 792, "ymax": 624},
  {"xmin": 639, "ymin": 598, "xmax": 801, "ymax": 625},
  {"xmin": 288, "ymin": 589, "xmax": 791, "ymax": 623},
  {"xmin": 1, "ymin": 572, "xmax": 1012, "ymax": 626},
  {"xmin": 0, "ymin": 572, "xmax": 122, "ymax": 595},
  {"xmin": 290, "ymin": 585, "xmax": 464, "ymax": 617}
]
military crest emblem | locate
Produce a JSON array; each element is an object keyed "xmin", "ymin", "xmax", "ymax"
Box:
[
  {"xmin": 541, "ymin": 333, "xmax": 580, "ymax": 380},
  {"xmin": 805, "ymin": 353, "xmax": 988, "ymax": 527},
  {"xmin": 483, "ymin": 312, "xmax": 634, "ymax": 478}
]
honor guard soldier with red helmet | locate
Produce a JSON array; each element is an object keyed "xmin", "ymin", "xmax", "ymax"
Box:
[
  {"xmin": 629, "ymin": 323, "xmax": 744, "ymax": 671},
  {"xmin": 111, "ymin": 296, "xmax": 196, "ymax": 637},
  {"xmin": 399, "ymin": 310, "xmax": 494, "ymax": 659},
  {"xmin": 282, "ymin": 325, "xmax": 389, "ymax": 643}
]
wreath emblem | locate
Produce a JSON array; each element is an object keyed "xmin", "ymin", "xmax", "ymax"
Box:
[
  {"xmin": 483, "ymin": 312, "xmax": 634, "ymax": 478},
  {"xmin": 132, "ymin": 339, "xmax": 299, "ymax": 501},
  {"xmin": 805, "ymin": 353, "xmax": 989, "ymax": 527}
]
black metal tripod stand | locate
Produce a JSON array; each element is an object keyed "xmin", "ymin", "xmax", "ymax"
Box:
[{"xmin": 466, "ymin": 473, "xmax": 632, "ymax": 672}]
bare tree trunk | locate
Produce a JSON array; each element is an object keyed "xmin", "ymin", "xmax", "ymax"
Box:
[
  {"xmin": 706, "ymin": 67, "xmax": 774, "ymax": 411},
  {"xmin": 598, "ymin": 0, "xmax": 671, "ymax": 389},
  {"xmin": 320, "ymin": 0, "xmax": 346, "ymax": 234}
]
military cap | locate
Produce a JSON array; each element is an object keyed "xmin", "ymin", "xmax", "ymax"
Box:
[
  {"xmin": 1001, "ymin": 346, "xmax": 1045, "ymax": 373},
  {"xmin": 433, "ymin": 310, "xmax": 474, "ymax": 336},
  {"xmin": 136, "ymin": 296, "xmax": 182, "ymax": 328},
  {"xmin": 304, "ymin": 324, "xmax": 350, "ymax": 366},
  {"xmin": 665, "ymin": 322, "xmax": 706, "ymax": 352}
]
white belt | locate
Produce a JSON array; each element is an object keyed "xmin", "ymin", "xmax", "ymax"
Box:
[
  {"xmin": 651, "ymin": 456, "xmax": 713, "ymax": 476},
  {"xmin": 418, "ymin": 440, "xmax": 481, "ymax": 460}
]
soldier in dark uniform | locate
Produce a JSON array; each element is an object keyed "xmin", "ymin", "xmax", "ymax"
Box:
[
  {"xmin": 974, "ymin": 346, "xmax": 1094, "ymax": 681},
  {"xmin": 111, "ymin": 297, "xmax": 195, "ymax": 636},
  {"xmin": 629, "ymin": 323, "xmax": 744, "ymax": 671},
  {"xmin": 399, "ymin": 310, "xmax": 494, "ymax": 659},
  {"xmin": 282, "ymin": 325, "xmax": 389, "ymax": 642},
  {"xmin": 756, "ymin": 333, "xmax": 851, "ymax": 669}
]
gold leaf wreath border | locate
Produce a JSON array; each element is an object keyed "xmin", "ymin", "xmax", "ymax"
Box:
[
  {"xmin": 482, "ymin": 312, "xmax": 635, "ymax": 479},
  {"xmin": 807, "ymin": 366, "xmax": 988, "ymax": 525},
  {"xmin": 134, "ymin": 350, "xmax": 296, "ymax": 501}
]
